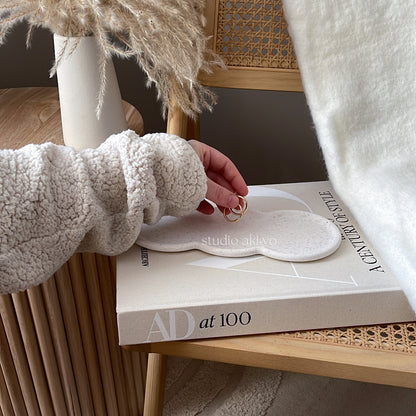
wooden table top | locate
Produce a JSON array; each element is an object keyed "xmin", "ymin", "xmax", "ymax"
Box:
[{"xmin": 0, "ymin": 87, "xmax": 143, "ymax": 150}]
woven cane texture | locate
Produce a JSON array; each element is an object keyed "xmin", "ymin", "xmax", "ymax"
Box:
[
  {"xmin": 214, "ymin": 0, "xmax": 298, "ymax": 69},
  {"xmin": 280, "ymin": 322, "xmax": 416, "ymax": 354}
]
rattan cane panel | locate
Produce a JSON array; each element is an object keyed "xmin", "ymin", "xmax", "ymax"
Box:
[
  {"xmin": 215, "ymin": 0, "xmax": 298, "ymax": 69},
  {"xmin": 280, "ymin": 322, "xmax": 416, "ymax": 354}
]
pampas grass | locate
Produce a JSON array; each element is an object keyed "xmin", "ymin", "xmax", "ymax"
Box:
[{"xmin": 0, "ymin": 0, "xmax": 222, "ymax": 118}]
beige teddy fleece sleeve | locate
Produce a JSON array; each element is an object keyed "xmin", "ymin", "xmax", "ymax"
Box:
[{"xmin": 0, "ymin": 130, "xmax": 207, "ymax": 294}]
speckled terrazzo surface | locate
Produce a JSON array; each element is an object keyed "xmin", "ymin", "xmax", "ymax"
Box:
[{"xmin": 137, "ymin": 208, "xmax": 341, "ymax": 262}]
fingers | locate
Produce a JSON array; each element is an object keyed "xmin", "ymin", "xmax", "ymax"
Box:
[
  {"xmin": 197, "ymin": 199, "xmax": 215, "ymax": 215},
  {"xmin": 206, "ymin": 170, "xmax": 235, "ymax": 193},
  {"xmin": 190, "ymin": 140, "xmax": 248, "ymax": 195},
  {"xmin": 205, "ymin": 178, "xmax": 240, "ymax": 209},
  {"xmin": 204, "ymin": 146, "xmax": 248, "ymax": 197},
  {"xmin": 189, "ymin": 139, "xmax": 248, "ymax": 214}
]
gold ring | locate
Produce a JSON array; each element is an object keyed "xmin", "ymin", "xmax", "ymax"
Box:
[
  {"xmin": 223, "ymin": 204, "xmax": 243, "ymax": 223},
  {"xmin": 231, "ymin": 195, "xmax": 248, "ymax": 215},
  {"xmin": 223, "ymin": 194, "xmax": 248, "ymax": 223}
]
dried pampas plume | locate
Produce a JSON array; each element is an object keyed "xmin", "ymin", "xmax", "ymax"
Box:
[{"xmin": 0, "ymin": 0, "xmax": 223, "ymax": 118}]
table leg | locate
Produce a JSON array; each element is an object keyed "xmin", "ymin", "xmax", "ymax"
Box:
[{"xmin": 143, "ymin": 353, "xmax": 167, "ymax": 416}]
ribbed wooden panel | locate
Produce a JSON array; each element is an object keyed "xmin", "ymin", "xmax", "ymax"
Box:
[{"xmin": 0, "ymin": 254, "xmax": 146, "ymax": 416}]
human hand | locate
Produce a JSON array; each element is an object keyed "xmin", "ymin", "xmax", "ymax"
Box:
[{"xmin": 189, "ymin": 140, "xmax": 248, "ymax": 215}]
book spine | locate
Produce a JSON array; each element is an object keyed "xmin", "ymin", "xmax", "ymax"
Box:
[{"xmin": 117, "ymin": 289, "xmax": 413, "ymax": 345}]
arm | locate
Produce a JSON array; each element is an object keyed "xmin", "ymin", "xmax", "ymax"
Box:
[{"xmin": 0, "ymin": 130, "xmax": 207, "ymax": 293}]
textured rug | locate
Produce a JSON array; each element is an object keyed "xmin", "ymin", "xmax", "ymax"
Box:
[{"xmin": 163, "ymin": 357, "xmax": 416, "ymax": 415}]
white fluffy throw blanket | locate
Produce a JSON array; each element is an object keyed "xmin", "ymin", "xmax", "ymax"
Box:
[{"xmin": 283, "ymin": 1, "xmax": 416, "ymax": 313}]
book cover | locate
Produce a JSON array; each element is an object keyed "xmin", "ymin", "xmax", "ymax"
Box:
[{"xmin": 116, "ymin": 181, "xmax": 415, "ymax": 345}]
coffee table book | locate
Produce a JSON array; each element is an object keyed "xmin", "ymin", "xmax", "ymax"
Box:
[{"xmin": 116, "ymin": 181, "xmax": 415, "ymax": 345}]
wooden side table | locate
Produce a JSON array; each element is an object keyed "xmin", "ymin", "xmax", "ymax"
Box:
[
  {"xmin": 0, "ymin": 87, "xmax": 146, "ymax": 416},
  {"xmin": 128, "ymin": 294, "xmax": 415, "ymax": 416},
  {"xmin": 130, "ymin": 322, "xmax": 416, "ymax": 416}
]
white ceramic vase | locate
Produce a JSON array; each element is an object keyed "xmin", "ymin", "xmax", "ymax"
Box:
[{"xmin": 53, "ymin": 34, "xmax": 127, "ymax": 150}]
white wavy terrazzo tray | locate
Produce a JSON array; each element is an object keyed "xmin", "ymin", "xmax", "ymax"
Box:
[{"xmin": 137, "ymin": 207, "xmax": 341, "ymax": 262}]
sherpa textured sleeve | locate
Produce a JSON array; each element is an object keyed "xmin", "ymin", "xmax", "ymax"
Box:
[{"xmin": 0, "ymin": 130, "xmax": 207, "ymax": 294}]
